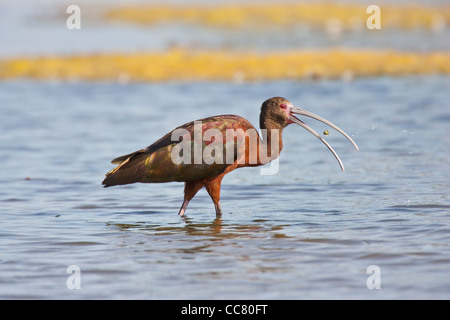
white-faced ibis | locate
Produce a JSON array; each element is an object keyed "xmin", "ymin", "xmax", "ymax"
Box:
[{"xmin": 103, "ymin": 97, "xmax": 358, "ymax": 217}]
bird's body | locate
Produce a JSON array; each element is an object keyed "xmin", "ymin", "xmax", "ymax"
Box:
[{"xmin": 103, "ymin": 97, "xmax": 358, "ymax": 217}]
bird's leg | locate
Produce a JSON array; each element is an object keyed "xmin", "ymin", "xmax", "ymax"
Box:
[
  {"xmin": 204, "ymin": 177, "xmax": 223, "ymax": 217},
  {"xmin": 178, "ymin": 180, "xmax": 204, "ymax": 216},
  {"xmin": 178, "ymin": 199, "xmax": 189, "ymax": 216},
  {"xmin": 214, "ymin": 202, "xmax": 222, "ymax": 217}
]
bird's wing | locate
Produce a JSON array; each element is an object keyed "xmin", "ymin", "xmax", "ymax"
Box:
[
  {"xmin": 111, "ymin": 114, "xmax": 250, "ymax": 164},
  {"xmin": 103, "ymin": 115, "xmax": 256, "ymax": 186}
]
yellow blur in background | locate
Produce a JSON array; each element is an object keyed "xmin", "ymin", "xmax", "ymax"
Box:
[
  {"xmin": 2, "ymin": 49, "xmax": 449, "ymax": 82},
  {"xmin": 1, "ymin": 2, "xmax": 449, "ymax": 82},
  {"xmin": 105, "ymin": 3, "xmax": 450, "ymax": 30}
]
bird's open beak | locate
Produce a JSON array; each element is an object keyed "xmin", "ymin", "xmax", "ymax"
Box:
[{"xmin": 289, "ymin": 106, "xmax": 359, "ymax": 171}]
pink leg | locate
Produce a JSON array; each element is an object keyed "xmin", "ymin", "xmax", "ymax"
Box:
[{"xmin": 178, "ymin": 180, "xmax": 204, "ymax": 216}]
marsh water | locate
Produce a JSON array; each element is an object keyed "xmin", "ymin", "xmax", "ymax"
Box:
[
  {"xmin": 1, "ymin": 77, "xmax": 449, "ymax": 299},
  {"xmin": 0, "ymin": 0, "xmax": 449, "ymax": 299}
]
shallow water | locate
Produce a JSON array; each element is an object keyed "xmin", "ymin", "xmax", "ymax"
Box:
[
  {"xmin": 1, "ymin": 0, "xmax": 450, "ymax": 300},
  {"xmin": 0, "ymin": 76, "xmax": 449, "ymax": 299}
]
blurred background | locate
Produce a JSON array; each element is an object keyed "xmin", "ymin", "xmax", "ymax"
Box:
[
  {"xmin": 0, "ymin": 0, "xmax": 449, "ymax": 299},
  {"xmin": 1, "ymin": 0, "xmax": 449, "ymax": 80}
]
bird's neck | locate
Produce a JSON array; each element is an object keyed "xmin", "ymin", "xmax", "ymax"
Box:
[{"xmin": 257, "ymin": 120, "xmax": 284, "ymax": 165}]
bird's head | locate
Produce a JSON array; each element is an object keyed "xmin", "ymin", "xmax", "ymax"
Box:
[{"xmin": 260, "ymin": 97, "xmax": 359, "ymax": 171}]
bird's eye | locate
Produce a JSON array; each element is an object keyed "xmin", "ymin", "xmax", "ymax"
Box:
[{"xmin": 280, "ymin": 104, "xmax": 287, "ymax": 110}]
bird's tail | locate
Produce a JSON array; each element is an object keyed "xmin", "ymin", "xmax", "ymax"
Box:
[{"xmin": 102, "ymin": 150, "xmax": 148, "ymax": 187}]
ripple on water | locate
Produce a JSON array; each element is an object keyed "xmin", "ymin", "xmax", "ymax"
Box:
[{"xmin": 1, "ymin": 77, "xmax": 449, "ymax": 299}]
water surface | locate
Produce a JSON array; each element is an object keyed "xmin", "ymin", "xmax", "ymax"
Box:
[{"xmin": 0, "ymin": 77, "xmax": 449, "ymax": 299}]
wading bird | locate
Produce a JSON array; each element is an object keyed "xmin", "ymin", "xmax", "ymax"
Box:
[{"xmin": 103, "ymin": 97, "xmax": 358, "ymax": 217}]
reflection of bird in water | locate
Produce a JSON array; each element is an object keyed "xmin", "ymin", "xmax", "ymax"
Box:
[{"xmin": 103, "ymin": 97, "xmax": 358, "ymax": 217}]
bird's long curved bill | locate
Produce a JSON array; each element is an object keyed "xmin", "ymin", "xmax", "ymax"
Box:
[{"xmin": 290, "ymin": 106, "xmax": 359, "ymax": 171}]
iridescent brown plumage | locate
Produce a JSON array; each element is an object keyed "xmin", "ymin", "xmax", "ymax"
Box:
[{"xmin": 103, "ymin": 97, "xmax": 358, "ymax": 217}]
